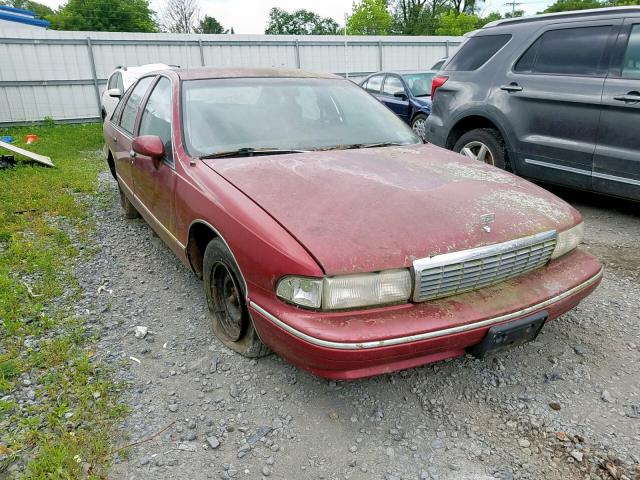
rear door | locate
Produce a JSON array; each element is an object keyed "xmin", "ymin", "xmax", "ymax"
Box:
[
  {"xmin": 593, "ymin": 20, "xmax": 640, "ymax": 200},
  {"xmin": 102, "ymin": 72, "xmax": 121, "ymax": 118},
  {"xmin": 380, "ymin": 74, "xmax": 410, "ymax": 121},
  {"xmin": 131, "ymin": 75, "xmax": 177, "ymax": 234},
  {"xmin": 497, "ymin": 20, "xmax": 620, "ymax": 190},
  {"xmin": 111, "ymin": 76, "xmax": 154, "ymax": 189}
]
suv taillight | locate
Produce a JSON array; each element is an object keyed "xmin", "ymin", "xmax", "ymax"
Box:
[{"xmin": 431, "ymin": 75, "xmax": 449, "ymax": 98}]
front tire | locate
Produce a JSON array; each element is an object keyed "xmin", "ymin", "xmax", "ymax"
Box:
[
  {"xmin": 203, "ymin": 238, "xmax": 269, "ymax": 358},
  {"xmin": 453, "ymin": 128, "xmax": 508, "ymax": 170},
  {"xmin": 411, "ymin": 114, "xmax": 428, "ymax": 140}
]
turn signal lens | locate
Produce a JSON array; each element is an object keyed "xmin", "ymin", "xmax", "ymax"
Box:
[
  {"xmin": 276, "ymin": 277, "xmax": 322, "ymax": 309},
  {"xmin": 551, "ymin": 222, "xmax": 584, "ymax": 259}
]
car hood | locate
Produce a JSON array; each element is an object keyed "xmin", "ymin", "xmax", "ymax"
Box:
[{"xmin": 204, "ymin": 144, "xmax": 580, "ymax": 275}]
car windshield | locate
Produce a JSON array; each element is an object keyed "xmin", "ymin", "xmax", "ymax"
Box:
[
  {"xmin": 401, "ymin": 73, "xmax": 435, "ymax": 97},
  {"xmin": 181, "ymin": 77, "xmax": 420, "ymax": 157}
]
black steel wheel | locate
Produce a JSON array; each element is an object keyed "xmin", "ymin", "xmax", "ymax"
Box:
[{"xmin": 203, "ymin": 238, "xmax": 270, "ymax": 357}]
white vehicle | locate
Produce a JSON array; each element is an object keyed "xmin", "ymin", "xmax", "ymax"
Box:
[{"xmin": 101, "ymin": 64, "xmax": 174, "ymax": 120}]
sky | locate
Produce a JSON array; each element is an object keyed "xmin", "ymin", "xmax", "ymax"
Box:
[{"xmin": 35, "ymin": 0, "xmax": 554, "ymax": 34}]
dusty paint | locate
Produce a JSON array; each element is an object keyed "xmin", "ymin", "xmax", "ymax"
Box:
[{"xmin": 207, "ymin": 144, "xmax": 581, "ymax": 275}]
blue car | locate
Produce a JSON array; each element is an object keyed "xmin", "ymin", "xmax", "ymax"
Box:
[{"xmin": 360, "ymin": 70, "xmax": 436, "ymax": 139}]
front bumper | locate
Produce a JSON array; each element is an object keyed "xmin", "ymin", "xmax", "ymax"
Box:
[{"xmin": 248, "ymin": 249, "xmax": 602, "ymax": 380}]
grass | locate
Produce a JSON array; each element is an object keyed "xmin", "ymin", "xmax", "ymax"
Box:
[{"xmin": 0, "ymin": 123, "xmax": 127, "ymax": 478}]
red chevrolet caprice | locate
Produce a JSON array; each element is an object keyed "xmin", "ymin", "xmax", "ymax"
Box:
[{"xmin": 103, "ymin": 67, "xmax": 602, "ymax": 380}]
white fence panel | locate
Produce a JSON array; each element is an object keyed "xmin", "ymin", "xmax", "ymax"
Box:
[{"xmin": 0, "ymin": 28, "xmax": 462, "ymax": 125}]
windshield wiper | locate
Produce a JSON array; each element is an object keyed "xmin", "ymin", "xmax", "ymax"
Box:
[
  {"xmin": 313, "ymin": 142, "xmax": 410, "ymax": 151},
  {"xmin": 199, "ymin": 147, "xmax": 308, "ymax": 160}
]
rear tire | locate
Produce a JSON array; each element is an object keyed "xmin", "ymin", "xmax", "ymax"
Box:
[
  {"xmin": 118, "ymin": 182, "xmax": 140, "ymax": 219},
  {"xmin": 203, "ymin": 238, "xmax": 269, "ymax": 358},
  {"xmin": 453, "ymin": 128, "xmax": 508, "ymax": 170}
]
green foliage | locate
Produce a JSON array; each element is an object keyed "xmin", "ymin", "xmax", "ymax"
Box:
[
  {"xmin": 265, "ymin": 7, "xmax": 340, "ymax": 35},
  {"xmin": 347, "ymin": 0, "xmax": 393, "ymax": 35},
  {"xmin": 0, "ymin": 0, "xmax": 53, "ymax": 19},
  {"xmin": 196, "ymin": 15, "xmax": 226, "ymax": 34},
  {"xmin": 0, "ymin": 124, "xmax": 126, "ymax": 477},
  {"xmin": 544, "ymin": 0, "xmax": 603, "ymax": 11},
  {"xmin": 392, "ymin": 0, "xmax": 436, "ymax": 35},
  {"xmin": 477, "ymin": 11, "xmax": 503, "ymax": 27},
  {"xmin": 505, "ymin": 9, "xmax": 525, "ymax": 17},
  {"xmin": 48, "ymin": 0, "xmax": 157, "ymax": 32},
  {"xmin": 436, "ymin": 11, "xmax": 479, "ymax": 35}
]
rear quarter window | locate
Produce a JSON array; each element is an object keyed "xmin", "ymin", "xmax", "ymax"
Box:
[
  {"xmin": 514, "ymin": 25, "xmax": 613, "ymax": 76},
  {"xmin": 446, "ymin": 34, "xmax": 512, "ymax": 71}
]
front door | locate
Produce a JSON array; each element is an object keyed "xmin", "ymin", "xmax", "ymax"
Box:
[
  {"xmin": 112, "ymin": 76, "xmax": 154, "ymax": 189},
  {"xmin": 380, "ymin": 74, "xmax": 410, "ymax": 122},
  {"xmin": 131, "ymin": 76, "xmax": 177, "ymax": 236},
  {"xmin": 593, "ymin": 21, "xmax": 640, "ymax": 201},
  {"xmin": 496, "ymin": 21, "xmax": 619, "ymax": 190}
]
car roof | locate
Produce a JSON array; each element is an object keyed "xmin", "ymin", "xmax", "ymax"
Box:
[
  {"xmin": 483, "ymin": 6, "xmax": 640, "ymax": 28},
  {"xmin": 367, "ymin": 70, "xmax": 437, "ymax": 77},
  {"xmin": 173, "ymin": 67, "xmax": 340, "ymax": 81}
]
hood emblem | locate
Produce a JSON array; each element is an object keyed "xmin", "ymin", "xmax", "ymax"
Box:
[{"xmin": 481, "ymin": 213, "xmax": 495, "ymax": 233}]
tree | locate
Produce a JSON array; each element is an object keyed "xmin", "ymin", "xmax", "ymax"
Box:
[
  {"xmin": 49, "ymin": 0, "xmax": 156, "ymax": 32},
  {"xmin": 1, "ymin": 0, "xmax": 53, "ymax": 19},
  {"xmin": 264, "ymin": 7, "xmax": 340, "ymax": 35},
  {"xmin": 543, "ymin": 0, "xmax": 602, "ymax": 11},
  {"xmin": 504, "ymin": 9, "xmax": 525, "ymax": 17},
  {"xmin": 435, "ymin": 11, "xmax": 479, "ymax": 35},
  {"xmin": 196, "ymin": 15, "xmax": 225, "ymax": 33},
  {"xmin": 347, "ymin": 0, "xmax": 393, "ymax": 35},
  {"xmin": 477, "ymin": 10, "xmax": 502, "ymax": 27},
  {"xmin": 391, "ymin": 0, "xmax": 449, "ymax": 35},
  {"xmin": 160, "ymin": 0, "xmax": 199, "ymax": 33}
]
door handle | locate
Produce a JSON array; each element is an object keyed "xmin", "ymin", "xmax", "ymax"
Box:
[
  {"xmin": 500, "ymin": 84, "xmax": 523, "ymax": 92},
  {"xmin": 614, "ymin": 92, "xmax": 640, "ymax": 103}
]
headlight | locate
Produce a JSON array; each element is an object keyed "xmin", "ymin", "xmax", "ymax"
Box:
[
  {"xmin": 551, "ymin": 222, "xmax": 584, "ymax": 259},
  {"xmin": 276, "ymin": 269, "xmax": 412, "ymax": 310}
]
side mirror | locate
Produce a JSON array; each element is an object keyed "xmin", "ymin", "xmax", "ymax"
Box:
[
  {"xmin": 394, "ymin": 91, "xmax": 408, "ymax": 99},
  {"xmin": 108, "ymin": 88, "xmax": 122, "ymax": 98},
  {"xmin": 132, "ymin": 135, "xmax": 165, "ymax": 159}
]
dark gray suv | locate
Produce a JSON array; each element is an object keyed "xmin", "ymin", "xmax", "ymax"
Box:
[{"xmin": 425, "ymin": 7, "xmax": 640, "ymax": 201}]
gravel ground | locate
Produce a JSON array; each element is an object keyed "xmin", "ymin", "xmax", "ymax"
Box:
[{"xmin": 78, "ymin": 173, "xmax": 639, "ymax": 480}]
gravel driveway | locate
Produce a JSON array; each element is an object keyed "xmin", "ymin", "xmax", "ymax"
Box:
[{"xmin": 81, "ymin": 173, "xmax": 639, "ymax": 480}]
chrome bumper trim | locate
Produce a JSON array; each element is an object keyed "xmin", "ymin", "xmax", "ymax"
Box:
[{"xmin": 249, "ymin": 267, "xmax": 603, "ymax": 350}]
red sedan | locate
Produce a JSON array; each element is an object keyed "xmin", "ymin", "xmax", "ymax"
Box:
[{"xmin": 103, "ymin": 67, "xmax": 602, "ymax": 380}]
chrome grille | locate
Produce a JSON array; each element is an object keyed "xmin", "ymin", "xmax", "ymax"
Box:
[{"xmin": 413, "ymin": 231, "xmax": 557, "ymax": 302}]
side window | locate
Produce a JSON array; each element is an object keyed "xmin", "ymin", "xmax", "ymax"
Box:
[
  {"xmin": 382, "ymin": 76, "xmax": 405, "ymax": 96},
  {"xmin": 447, "ymin": 34, "xmax": 511, "ymax": 71},
  {"xmin": 622, "ymin": 25, "xmax": 640, "ymax": 78},
  {"xmin": 107, "ymin": 73, "xmax": 118, "ymax": 89},
  {"xmin": 139, "ymin": 77, "xmax": 173, "ymax": 160},
  {"xmin": 515, "ymin": 26, "xmax": 612, "ymax": 76},
  {"xmin": 119, "ymin": 77, "xmax": 154, "ymax": 134},
  {"xmin": 366, "ymin": 75, "xmax": 383, "ymax": 93}
]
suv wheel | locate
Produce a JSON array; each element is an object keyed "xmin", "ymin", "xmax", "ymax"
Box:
[
  {"xmin": 453, "ymin": 128, "xmax": 508, "ymax": 170},
  {"xmin": 203, "ymin": 238, "xmax": 270, "ymax": 358}
]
